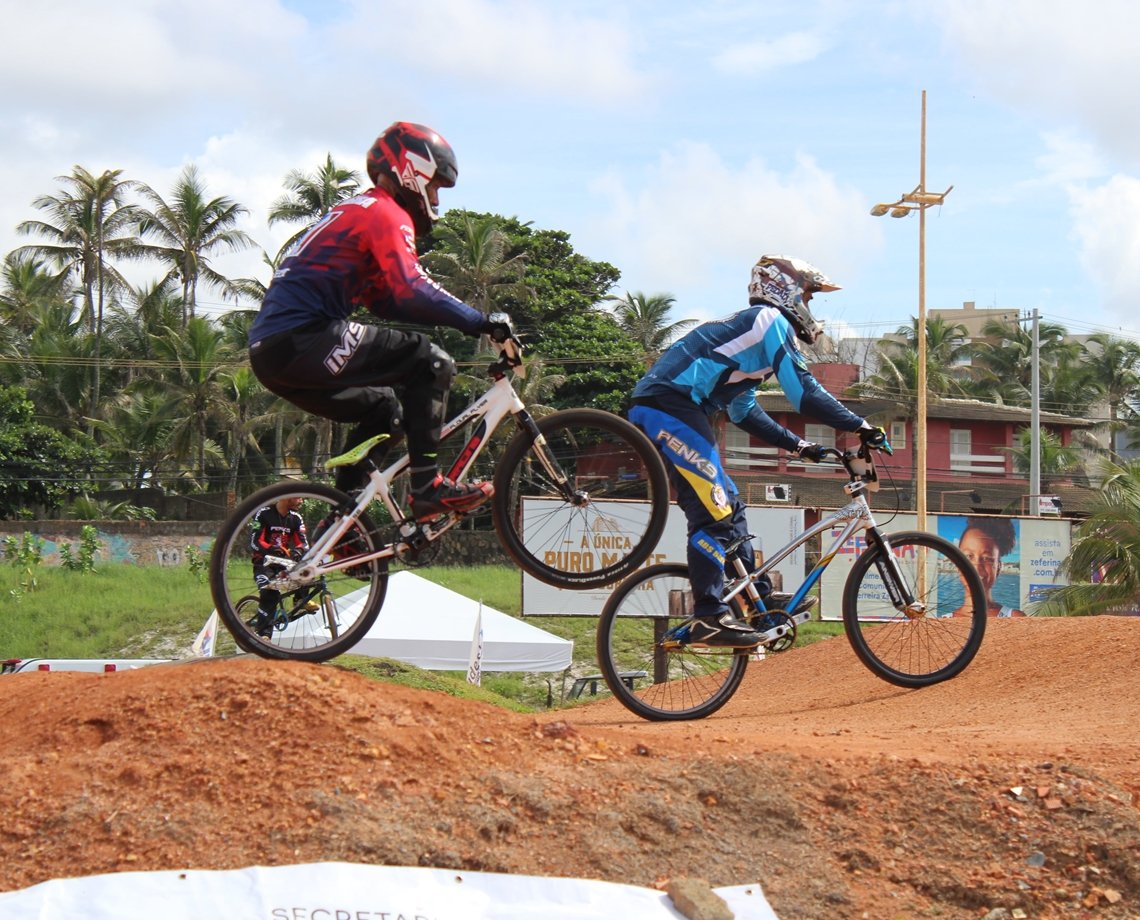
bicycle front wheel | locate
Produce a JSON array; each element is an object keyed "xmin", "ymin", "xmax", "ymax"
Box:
[
  {"xmin": 209, "ymin": 481, "xmax": 389, "ymax": 663},
  {"xmin": 595, "ymin": 563, "xmax": 749, "ymax": 721},
  {"xmin": 842, "ymin": 530, "xmax": 986, "ymax": 688},
  {"xmin": 493, "ymin": 408, "xmax": 669, "ymax": 590}
]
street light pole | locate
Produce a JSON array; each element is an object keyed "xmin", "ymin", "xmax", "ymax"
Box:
[
  {"xmin": 871, "ymin": 89, "xmax": 952, "ymax": 532},
  {"xmin": 917, "ymin": 90, "xmax": 929, "ymax": 532}
]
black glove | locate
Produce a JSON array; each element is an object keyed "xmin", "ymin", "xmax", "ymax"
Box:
[
  {"xmin": 859, "ymin": 425, "xmax": 891, "ymax": 453},
  {"xmin": 481, "ymin": 312, "xmax": 515, "ymax": 344},
  {"xmin": 796, "ymin": 441, "xmax": 827, "ymax": 463}
]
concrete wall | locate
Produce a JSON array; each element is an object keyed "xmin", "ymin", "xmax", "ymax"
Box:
[{"xmin": 0, "ymin": 521, "xmax": 512, "ymax": 568}]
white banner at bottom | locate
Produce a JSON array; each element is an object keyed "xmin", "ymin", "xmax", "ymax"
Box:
[{"xmin": 0, "ymin": 861, "xmax": 779, "ymax": 919}]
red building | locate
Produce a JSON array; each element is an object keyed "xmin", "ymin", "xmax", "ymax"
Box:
[{"xmin": 719, "ymin": 363, "xmax": 1096, "ymax": 516}]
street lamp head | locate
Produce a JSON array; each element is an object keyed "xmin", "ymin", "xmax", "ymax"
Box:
[
  {"xmin": 889, "ymin": 207, "xmax": 911, "ymax": 218},
  {"xmin": 870, "ymin": 203, "xmax": 890, "ymax": 217}
]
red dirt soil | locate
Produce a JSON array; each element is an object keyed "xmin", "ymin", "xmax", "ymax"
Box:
[{"xmin": 0, "ymin": 616, "xmax": 1136, "ymax": 919}]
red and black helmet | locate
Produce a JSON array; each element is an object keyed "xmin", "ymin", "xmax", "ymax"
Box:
[{"xmin": 366, "ymin": 122, "xmax": 458, "ymax": 234}]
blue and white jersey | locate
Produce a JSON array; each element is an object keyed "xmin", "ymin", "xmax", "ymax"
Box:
[{"xmin": 631, "ymin": 305, "xmax": 865, "ymax": 450}]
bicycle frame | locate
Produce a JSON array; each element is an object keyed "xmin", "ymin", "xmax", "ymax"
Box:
[
  {"xmin": 721, "ymin": 449, "xmax": 921, "ymax": 628},
  {"xmin": 283, "ymin": 354, "xmax": 564, "ymax": 589}
]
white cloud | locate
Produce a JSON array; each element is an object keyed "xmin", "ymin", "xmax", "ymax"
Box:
[
  {"xmin": 338, "ymin": 0, "xmax": 654, "ymax": 104},
  {"xmin": 712, "ymin": 31, "xmax": 826, "ymax": 75},
  {"xmin": 1068, "ymin": 175, "xmax": 1140, "ymax": 323},
  {"xmin": 584, "ymin": 141, "xmax": 881, "ymax": 319},
  {"xmin": 935, "ymin": 0, "xmax": 1140, "ymax": 166},
  {"xmin": 1035, "ymin": 131, "xmax": 1107, "ymax": 186},
  {"xmin": 0, "ymin": 0, "xmax": 306, "ymax": 112}
]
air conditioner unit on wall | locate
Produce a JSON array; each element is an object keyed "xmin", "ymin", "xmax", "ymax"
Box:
[{"xmin": 765, "ymin": 484, "xmax": 791, "ymax": 503}]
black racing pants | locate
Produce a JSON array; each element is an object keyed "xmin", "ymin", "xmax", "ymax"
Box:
[{"xmin": 250, "ymin": 319, "xmax": 453, "ymax": 476}]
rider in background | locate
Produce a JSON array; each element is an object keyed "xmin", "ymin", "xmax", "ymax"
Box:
[
  {"xmin": 249, "ymin": 495, "xmax": 308, "ymax": 636},
  {"xmin": 248, "ymin": 122, "xmax": 513, "ymax": 521},
  {"xmin": 628, "ymin": 255, "xmax": 888, "ymax": 648}
]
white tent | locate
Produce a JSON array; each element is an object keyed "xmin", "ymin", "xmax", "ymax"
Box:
[{"xmin": 344, "ymin": 571, "xmax": 573, "ymax": 672}]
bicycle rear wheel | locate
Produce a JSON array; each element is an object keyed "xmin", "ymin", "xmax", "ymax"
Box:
[
  {"xmin": 493, "ymin": 408, "xmax": 669, "ymax": 590},
  {"xmin": 209, "ymin": 481, "xmax": 388, "ymax": 663},
  {"xmin": 842, "ymin": 530, "xmax": 986, "ymax": 688},
  {"xmin": 595, "ymin": 564, "xmax": 749, "ymax": 721}
]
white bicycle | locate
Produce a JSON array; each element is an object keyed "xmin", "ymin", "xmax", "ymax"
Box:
[{"xmin": 209, "ymin": 324, "xmax": 670, "ymax": 662}]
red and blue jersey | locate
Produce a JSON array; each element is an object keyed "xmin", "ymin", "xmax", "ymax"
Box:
[{"xmin": 249, "ymin": 186, "xmax": 483, "ymax": 345}]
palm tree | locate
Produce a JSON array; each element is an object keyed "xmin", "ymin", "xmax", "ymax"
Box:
[
  {"xmin": 12, "ymin": 299, "xmax": 94, "ymax": 430},
  {"xmin": 854, "ymin": 316, "xmax": 973, "ymax": 509},
  {"xmin": 215, "ymin": 366, "xmax": 277, "ymax": 495},
  {"xmin": 267, "ymin": 154, "xmax": 361, "ymax": 262},
  {"xmin": 88, "ymin": 390, "xmax": 183, "ymax": 493},
  {"xmin": 422, "ymin": 213, "xmax": 532, "ymax": 347},
  {"xmin": 136, "ymin": 165, "xmax": 256, "ymax": 325},
  {"xmin": 1002, "ymin": 427, "xmax": 1084, "ymax": 490},
  {"xmin": 148, "ymin": 316, "xmax": 239, "ymax": 485},
  {"xmin": 103, "ymin": 279, "xmax": 186, "ymax": 386},
  {"xmin": 604, "ymin": 290, "xmax": 695, "ymax": 366},
  {"xmin": 0, "ymin": 253, "xmax": 70, "ymax": 337},
  {"xmin": 855, "ymin": 315, "xmax": 974, "ymax": 405},
  {"xmin": 1036, "ymin": 458, "xmax": 1140, "ymax": 616},
  {"xmin": 968, "ymin": 316, "xmax": 1085, "ymax": 408},
  {"xmin": 14, "ymin": 166, "xmax": 143, "ymax": 412},
  {"xmin": 1084, "ymin": 333, "xmax": 1140, "ymax": 454}
]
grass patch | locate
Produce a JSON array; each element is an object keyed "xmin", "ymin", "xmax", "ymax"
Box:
[
  {"xmin": 0, "ymin": 565, "xmax": 213, "ymax": 660},
  {"xmin": 0, "ymin": 561, "xmax": 845, "ymax": 710}
]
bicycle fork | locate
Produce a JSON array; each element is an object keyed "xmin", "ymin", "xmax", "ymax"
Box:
[
  {"xmin": 510, "ymin": 410, "xmax": 584, "ymax": 504},
  {"xmin": 863, "ymin": 527, "xmax": 925, "ymax": 618}
]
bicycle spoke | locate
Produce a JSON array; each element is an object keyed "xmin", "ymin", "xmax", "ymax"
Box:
[
  {"xmin": 494, "ymin": 409, "xmax": 669, "ymax": 590},
  {"xmin": 210, "ymin": 483, "xmax": 389, "ymax": 663},
  {"xmin": 596, "ymin": 564, "xmax": 748, "ymax": 721},
  {"xmin": 843, "ymin": 532, "xmax": 986, "ymax": 687}
]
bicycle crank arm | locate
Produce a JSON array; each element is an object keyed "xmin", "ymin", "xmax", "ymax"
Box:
[{"xmin": 757, "ymin": 611, "xmax": 812, "ymax": 646}]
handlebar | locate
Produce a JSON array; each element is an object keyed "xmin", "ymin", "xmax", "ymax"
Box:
[
  {"xmin": 819, "ymin": 445, "xmax": 886, "ymax": 493},
  {"xmin": 487, "ymin": 312, "xmax": 525, "ymax": 379}
]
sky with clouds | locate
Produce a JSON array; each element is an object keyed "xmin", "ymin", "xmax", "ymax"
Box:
[{"xmin": 2, "ymin": 0, "xmax": 1140, "ymax": 344}]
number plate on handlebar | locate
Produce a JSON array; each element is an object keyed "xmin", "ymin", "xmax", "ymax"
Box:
[{"xmin": 849, "ymin": 456, "xmax": 880, "ymax": 492}]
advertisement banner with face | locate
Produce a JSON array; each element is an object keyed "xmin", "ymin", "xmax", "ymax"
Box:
[
  {"xmin": 521, "ymin": 501, "xmax": 805, "ymax": 616},
  {"xmin": 819, "ymin": 514, "xmax": 1072, "ymax": 621}
]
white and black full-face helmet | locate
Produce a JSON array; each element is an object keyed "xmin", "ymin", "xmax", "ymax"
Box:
[{"xmin": 748, "ymin": 254, "xmax": 840, "ymax": 344}]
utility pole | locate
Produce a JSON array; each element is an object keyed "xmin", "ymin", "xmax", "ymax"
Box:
[{"xmin": 1030, "ymin": 308, "xmax": 1041, "ymax": 515}]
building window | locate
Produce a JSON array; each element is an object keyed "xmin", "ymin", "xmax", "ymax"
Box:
[
  {"xmin": 723, "ymin": 424, "xmax": 778, "ymax": 468},
  {"xmin": 804, "ymin": 423, "xmax": 836, "ymax": 449},
  {"xmin": 950, "ymin": 428, "xmax": 971, "ymax": 457},
  {"xmin": 890, "ymin": 421, "xmax": 907, "ymax": 449}
]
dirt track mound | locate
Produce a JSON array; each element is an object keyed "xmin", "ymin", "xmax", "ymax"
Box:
[{"xmin": 0, "ymin": 617, "xmax": 1136, "ymax": 919}]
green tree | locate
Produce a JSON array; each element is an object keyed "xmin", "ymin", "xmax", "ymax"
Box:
[
  {"xmin": 148, "ymin": 316, "xmax": 239, "ymax": 485},
  {"xmin": 424, "ymin": 214, "xmax": 531, "ymax": 312},
  {"xmin": 103, "ymin": 279, "xmax": 186, "ymax": 387},
  {"xmin": 1083, "ymin": 333, "xmax": 1140, "ymax": 453},
  {"xmin": 216, "ymin": 366, "xmax": 277, "ymax": 494},
  {"xmin": 1037, "ymin": 458, "xmax": 1140, "ymax": 616},
  {"xmin": 1002, "ymin": 427, "xmax": 1084, "ymax": 490},
  {"xmin": 88, "ymin": 390, "xmax": 182, "ymax": 493},
  {"xmin": 0, "ymin": 385, "xmax": 102, "ymax": 518},
  {"xmin": 267, "ymin": 154, "xmax": 361, "ymax": 262},
  {"xmin": 604, "ymin": 290, "xmax": 695, "ymax": 366},
  {"xmin": 14, "ymin": 166, "xmax": 143, "ymax": 412},
  {"xmin": 427, "ymin": 211, "xmax": 621, "ymax": 337},
  {"xmin": 536, "ymin": 311, "xmax": 643, "ymax": 414},
  {"xmin": 11, "ymin": 299, "xmax": 94, "ymax": 430},
  {"xmin": 968, "ymin": 316, "xmax": 1089, "ymax": 411},
  {"xmin": 136, "ymin": 164, "xmax": 256, "ymax": 325},
  {"xmin": 0, "ymin": 253, "xmax": 69, "ymax": 337}
]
